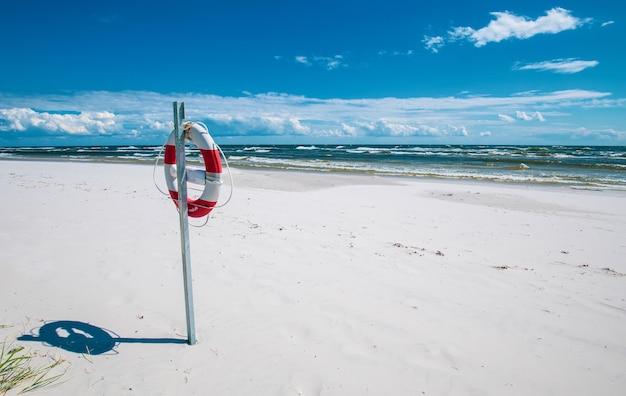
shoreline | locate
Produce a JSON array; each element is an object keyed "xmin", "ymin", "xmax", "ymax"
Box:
[
  {"xmin": 2, "ymin": 160, "xmax": 625, "ymax": 395},
  {"xmin": 3, "ymin": 157, "xmax": 626, "ymax": 194}
]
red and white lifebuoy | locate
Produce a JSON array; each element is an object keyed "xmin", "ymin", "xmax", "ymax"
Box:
[{"xmin": 163, "ymin": 122, "xmax": 222, "ymax": 218}]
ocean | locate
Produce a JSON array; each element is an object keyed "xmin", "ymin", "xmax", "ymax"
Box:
[{"xmin": 1, "ymin": 144, "xmax": 625, "ymax": 190}]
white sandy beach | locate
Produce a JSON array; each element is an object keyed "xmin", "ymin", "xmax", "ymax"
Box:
[{"xmin": 1, "ymin": 160, "xmax": 626, "ymax": 395}]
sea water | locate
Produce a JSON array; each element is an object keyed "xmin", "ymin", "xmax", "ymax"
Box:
[{"xmin": 1, "ymin": 145, "xmax": 625, "ymax": 190}]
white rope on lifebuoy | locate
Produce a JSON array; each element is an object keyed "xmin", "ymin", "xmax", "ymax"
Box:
[{"xmin": 163, "ymin": 122, "xmax": 222, "ymax": 218}]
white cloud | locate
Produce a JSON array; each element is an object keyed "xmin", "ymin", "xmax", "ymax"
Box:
[
  {"xmin": 472, "ymin": 8, "xmax": 586, "ymax": 46},
  {"xmin": 448, "ymin": 125, "xmax": 468, "ymax": 136},
  {"xmin": 1, "ymin": 89, "xmax": 622, "ymax": 144},
  {"xmin": 535, "ymin": 112, "xmax": 546, "ymax": 122},
  {"xmin": 145, "ymin": 118, "xmax": 168, "ymax": 130},
  {"xmin": 293, "ymin": 55, "xmax": 345, "ymax": 70},
  {"xmin": 515, "ymin": 58, "xmax": 599, "ymax": 74},
  {"xmin": 382, "ymin": 120, "xmax": 422, "ymax": 136},
  {"xmin": 422, "ymin": 35, "xmax": 445, "ymax": 53},
  {"xmin": 516, "ymin": 111, "xmax": 546, "ymax": 121},
  {"xmin": 425, "ymin": 8, "xmax": 590, "ymax": 51},
  {"xmin": 287, "ymin": 117, "xmax": 310, "ymax": 134},
  {"xmin": 448, "ymin": 27, "xmax": 475, "ymax": 42},
  {"xmin": 341, "ymin": 123, "xmax": 358, "ymax": 137},
  {"xmin": 601, "ymin": 20, "xmax": 614, "ymax": 27},
  {"xmin": 498, "ymin": 114, "xmax": 515, "ymax": 123},
  {"xmin": 0, "ymin": 108, "xmax": 117, "ymax": 135},
  {"xmin": 378, "ymin": 50, "xmax": 414, "ymax": 56},
  {"xmin": 322, "ymin": 55, "xmax": 344, "ymax": 70},
  {"xmin": 295, "ymin": 56, "xmax": 310, "ymax": 65}
]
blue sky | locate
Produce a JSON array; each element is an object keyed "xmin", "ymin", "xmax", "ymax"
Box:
[{"xmin": 0, "ymin": 0, "xmax": 624, "ymax": 146}]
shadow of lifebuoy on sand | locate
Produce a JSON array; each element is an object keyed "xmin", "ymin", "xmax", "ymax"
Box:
[{"xmin": 18, "ymin": 320, "xmax": 187, "ymax": 355}]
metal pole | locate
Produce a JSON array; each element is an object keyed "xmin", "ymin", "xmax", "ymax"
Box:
[{"xmin": 173, "ymin": 101, "xmax": 197, "ymax": 345}]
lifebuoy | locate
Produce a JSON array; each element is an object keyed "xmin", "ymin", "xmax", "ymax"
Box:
[{"xmin": 163, "ymin": 122, "xmax": 222, "ymax": 218}]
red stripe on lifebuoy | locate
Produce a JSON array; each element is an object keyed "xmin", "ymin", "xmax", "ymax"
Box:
[
  {"xmin": 163, "ymin": 122, "xmax": 222, "ymax": 218},
  {"xmin": 168, "ymin": 191, "xmax": 216, "ymax": 218},
  {"xmin": 190, "ymin": 199, "xmax": 217, "ymax": 218},
  {"xmin": 200, "ymin": 149, "xmax": 222, "ymax": 174},
  {"xmin": 164, "ymin": 145, "xmax": 176, "ymax": 164}
]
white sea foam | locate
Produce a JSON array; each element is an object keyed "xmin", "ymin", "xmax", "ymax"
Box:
[{"xmin": 2, "ymin": 144, "xmax": 626, "ymax": 189}]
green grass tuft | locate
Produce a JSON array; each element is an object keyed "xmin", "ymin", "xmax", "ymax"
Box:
[{"xmin": 0, "ymin": 340, "xmax": 67, "ymax": 395}]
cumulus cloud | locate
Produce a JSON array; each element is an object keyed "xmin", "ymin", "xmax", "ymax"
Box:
[
  {"xmin": 0, "ymin": 89, "xmax": 621, "ymax": 145},
  {"xmin": 0, "ymin": 108, "xmax": 117, "ymax": 134},
  {"xmin": 203, "ymin": 112, "xmax": 311, "ymax": 137},
  {"xmin": 448, "ymin": 125, "xmax": 468, "ymax": 136},
  {"xmin": 516, "ymin": 111, "xmax": 546, "ymax": 121},
  {"xmin": 516, "ymin": 111, "xmax": 533, "ymax": 121},
  {"xmin": 425, "ymin": 8, "xmax": 590, "ymax": 52},
  {"xmin": 515, "ymin": 58, "xmax": 599, "ymax": 74}
]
